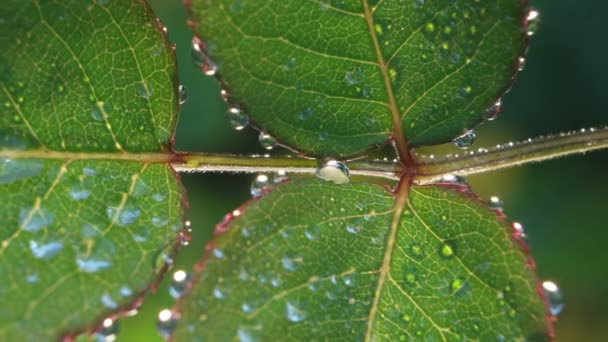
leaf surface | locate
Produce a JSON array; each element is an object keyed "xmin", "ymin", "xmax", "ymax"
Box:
[
  {"xmin": 173, "ymin": 179, "xmax": 548, "ymax": 341},
  {"xmin": 189, "ymin": 0, "xmax": 528, "ymax": 156},
  {"xmin": 0, "ymin": 0, "xmax": 183, "ymax": 339}
]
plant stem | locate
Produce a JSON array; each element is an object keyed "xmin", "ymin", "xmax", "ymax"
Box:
[
  {"xmin": 173, "ymin": 153, "xmax": 401, "ymax": 180},
  {"xmin": 414, "ymin": 127, "xmax": 608, "ymax": 184}
]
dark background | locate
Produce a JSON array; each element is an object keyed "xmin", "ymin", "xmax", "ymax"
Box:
[{"xmin": 120, "ymin": 1, "xmax": 608, "ymax": 340}]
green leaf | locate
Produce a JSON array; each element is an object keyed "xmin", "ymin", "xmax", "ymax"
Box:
[
  {"xmin": 173, "ymin": 179, "xmax": 548, "ymax": 340},
  {"xmin": 188, "ymin": 0, "xmax": 528, "ymax": 156},
  {"xmin": 0, "ymin": 0, "xmax": 184, "ymax": 339}
]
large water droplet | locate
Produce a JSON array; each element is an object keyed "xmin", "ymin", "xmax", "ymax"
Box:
[
  {"xmin": 315, "ymin": 160, "xmax": 350, "ymax": 185},
  {"xmin": 96, "ymin": 318, "xmax": 118, "ymax": 342},
  {"xmin": 542, "ymin": 280, "xmax": 564, "ymax": 316},
  {"xmin": 285, "ymin": 301, "xmax": 308, "ymax": 322},
  {"xmin": 251, "ymin": 174, "xmax": 272, "ymax": 198},
  {"xmin": 29, "ymin": 240, "xmax": 63, "ymax": 259},
  {"xmin": 169, "ymin": 269, "xmax": 190, "ymax": 299},
  {"xmin": 157, "ymin": 309, "xmax": 179, "ymax": 338},
  {"xmin": 258, "ymin": 132, "xmax": 277, "ymax": 150},
  {"xmin": 226, "ymin": 106, "xmax": 249, "ymax": 130},
  {"xmin": 453, "ymin": 130, "xmax": 476, "ymax": 149},
  {"xmin": 178, "ymin": 84, "xmax": 188, "ymax": 105}
]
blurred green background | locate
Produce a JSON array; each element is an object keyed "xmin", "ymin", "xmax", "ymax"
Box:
[{"xmin": 119, "ymin": 1, "xmax": 608, "ymax": 341}]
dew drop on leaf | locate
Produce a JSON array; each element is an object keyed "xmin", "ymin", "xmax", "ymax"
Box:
[
  {"xmin": 273, "ymin": 170, "xmax": 288, "ymax": 184},
  {"xmin": 526, "ymin": 8, "xmax": 540, "ymax": 36},
  {"xmin": 178, "ymin": 84, "xmax": 188, "ymax": 105},
  {"xmin": 542, "ymin": 280, "xmax": 564, "ymax": 316},
  {"xmin": 440, "ymin": 174, "xmax": 468, "ymax": 186},
  {"xmin": 285, "ymin": 301, "xmax": 308, "ymax": 323},
  {"xmin": 226, "ymin": 106, "xmax": 249, "ymax": 131},
  {"xmin": 192, "ymin": 37, "xmax": 218, "ymax": 76},
  {"xmin": 157, "ymin": 309, "xmax": 179, "ymax": 338},
  {"xmin": 488, "ymin": 196, "xmax": 503, "ymax": 210},
  {"xmin": 251, "ymin": 174, "xmax": 271, "ymax": 198},
  {"xmin": 315, "ymin": 160, "xmax": 350, "ymax": 185},
  {"xmin": 258, "ymin": 132, "xmax": 277, "ymax": 150},
  {"xmin": 281, "ymin": 251, "xmax": 303, "ymax": 271},
  {"xmin": 137, "ymin": 82, "xmax": 153, "ymax": 99},
  {"xmin": 440, "ymin": 243, "xmax": 455, "ymax": 258},
  {"xmin": 512, "ymin": 222, "xmax": 526, "ymax": 238},
  {"xmin": 485, "ymin": 100, "xmax": 503, "ymax": 121},
  {"xmin": 517, "ymin": 56, "xmax": 526, "ymax": 72},
  {"xmin": 29, "ymin": 240, "xmax": 63, "ymax": 259},
  {"xmin": 453, "ymin": 130, "xmax": 476, "ymax": 149},
  {"xmin": 169, "ymin": 269, "xmax": 191, "ymax": 299},
  {"xmin": 95, "ymin": 318, "xmax": 118, "ymax": 342},
  {"xmin": 304, "ymin": 225, "xmax": 321, "ymax": 241}
]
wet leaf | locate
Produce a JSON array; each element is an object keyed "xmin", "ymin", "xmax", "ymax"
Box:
[
  {"xmin": 188, "ymin": 0, "xmax": 529, "ymax": 156},
  {"xmin": 173, "ymin": 179, "xmax": 549, "ymax": 341},
  {"xmin": 0, "ymin": 0, "xmax": 183, "ymax": 339}
]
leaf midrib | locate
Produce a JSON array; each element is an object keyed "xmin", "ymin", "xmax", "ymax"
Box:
[{"xmin": 361, "ymin": 0, "xmax": 409, "ymax": 162}]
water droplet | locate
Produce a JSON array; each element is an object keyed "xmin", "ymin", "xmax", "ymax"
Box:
[
  {"xmin": 512, "ymin": 222, "xmax": 526, "ymax": 238},
  {"xmin": 192, "ymin": 37, "xmax": 218, "ymax": 76},
  {"xmin": 157, "ymin": 309, "xmax": 179, "ymax": 338},
  {"xmin": 137, "ymin": 82, "xmax": 153, "ymax": 99},
  {"xmin": 281, "ymin": 251, "xmax": 303, "ymax": 271},
  {"xmin": 29, "ymin": 240, "xmax": 63, "ymax": 259},
  {"xmin": 258, "ymin": 132, "xmax": 277, "ymax": 150},
  {"xmin": 345, "ymin": 223, "xmax": 361, "ymax": 235},
  {"xmin": 526, "ymin": 8, "xmax": 540, "ymax": 36},
  {"xmin": 220, "ymin": 88, "xmax": 230, "ymax": 102},
  {"xmin": 19, "ymin": 206, "xmax": 55, "ymax": 232},
  {"xmin": 542, "ymin": 280, "xmax": 564, "ymax": 316},
  {"xmin": 485, "ymin": 100, "xmax": 503, "ymax": 121},
  {"xmin": 273, "ymin": 170, "xmax": 288, "ymax": 184},
  {"xmin": 451, "ymin": 278, "xmax": 468, "ymax": 295},
  {"xmin": 440, "ymin": 243, "xmax": 454, "ymax": 257},
  {"xmin": 70, "ymin": 186, "xmax": 91, "ymax": 201},
  {"xmin": 305, "ymin": 225, "xmax": 321, "ymax": 240},
  {"xmin": 26, "ymin": 273, "xmax": 38, "ymax": 283},
  {"xmin": 169, "ymin": 269, "xmax": 191, "ymax": 299},
  {"xmin": 178, "ymin": 85, "xmax": 188, "ymax": 105},
  {"xmin": 488, "ymin": 196, "xmax": 503, "ymax": 210},
  {"xmin": 315, "ymin": 160, "xmax": 350, "ymax": 185},
  {"xmin": 120, "ymin": 286, "xmax": 132, "ymax": 297},
  {"xmin": 96, "ymin": 318, "xmax": 118, "ymax": 342},
  {"xmin": 517, "ymin": 56, "xmax": 526, "ymax": 72},
  {"xmin": 297, "ymin": 107, "xmax": 313, "ymax": 121},
  {"xmin": 285, "ymin": 301, "xmax": 307, "ymax": 322},
  {"xmin": 454, "ymin": 130, "xmax": 476, "ymax": 149},
  {"xmin": 226, "ymin": 106, "xmax": 249, "ymax": 130},
  {"xmin": 77, "ymin": 258, "xmax": 112, "ymax": 273},
  {"xmin": 251, "ymin": 174, "xmax": 272, "ymax": 198},
  {"xmin": 344, "ymin": 66, "xmax": 363, "ymax": 86},
  {"xmin": 101, "ymin": 293, "xmax": 118, "ymax": 309},
  {"xmin": 440, "ymin": 174, "xmax": 467, "ymax": 186}
]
